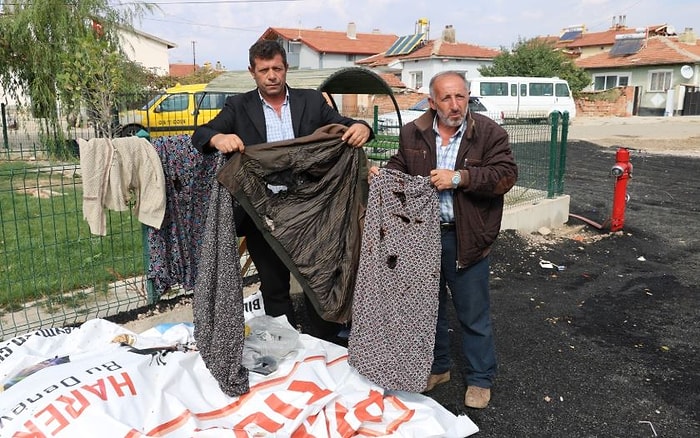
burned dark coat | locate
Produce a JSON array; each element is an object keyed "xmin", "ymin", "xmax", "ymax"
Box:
[{"xmin": 217, "ymin": 124, "xmax": 369, "ymax": 323}]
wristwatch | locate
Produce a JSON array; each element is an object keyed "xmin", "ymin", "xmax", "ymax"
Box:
[{"xmin": 451, "ymin": 171, "xmax": 461, "ymax": 189}]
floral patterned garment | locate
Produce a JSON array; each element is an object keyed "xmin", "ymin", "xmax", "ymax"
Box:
[
  {"xmin": 147, "ymin": 134, "xmax": 222, "ymax": 296},
  {"xmin": 348, "ymin": 169, "xmax": 441, "ymax": 393}
]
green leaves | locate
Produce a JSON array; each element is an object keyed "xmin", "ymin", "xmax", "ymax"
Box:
[
  {"xmin": 0, "ymin": 0, "xmax": 154, "ymax": 148},
  {"xmin": 478, "ymin": 38, "xmax": 591, "ymax": 95}
]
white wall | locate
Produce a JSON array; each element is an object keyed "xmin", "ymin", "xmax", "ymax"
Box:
[
  {"xmin": 119, "ymin": 31, "xmax": 172, "ymax": 76},
  {"xmin": 400, "ymin": 59, "xmax": 493, "ymax": 92}
]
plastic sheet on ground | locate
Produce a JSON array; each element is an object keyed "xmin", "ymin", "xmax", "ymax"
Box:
[{"xmin": 0, "ymin": 318, "xmax": 478, "ymax": 437}]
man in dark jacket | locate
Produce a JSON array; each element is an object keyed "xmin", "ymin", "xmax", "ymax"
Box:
[
  {"xmin": 192, "ymin": 40, "xmax": 373, "ymax": 344},
  {"xmin": 371, "ymin": 71, "xmax": 517, "ymax": 408}
]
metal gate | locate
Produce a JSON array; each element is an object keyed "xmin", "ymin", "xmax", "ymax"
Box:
[{"xmin": 682, "ymin": 86, "xmax": 700, "ymax": 115}]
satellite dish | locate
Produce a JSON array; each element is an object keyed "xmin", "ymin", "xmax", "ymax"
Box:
[{"xmin": 680, "ymin": 65, "xmax": 694, "ymax": 79}]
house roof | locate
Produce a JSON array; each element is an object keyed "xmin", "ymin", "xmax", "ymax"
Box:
[
  {"xmin": 357, "ymin": 40, "xmax": 500, "ymax": 67},
  {"xmin": 260, "ymin": 26, "xmax": 397, "ymax": 55},
  {"xmin": 129, "ymin": 27, "xmax": 177, "ymax": 49},
  {"xmin": 169, "ymin": 63, "xmax": 199, "ymax": 77},
  {"xmin": 205, "ymin": 67, "xmax": 397, "ymax": 95},
  {"xmin": 575, "ymin": 36, "xmax": 700, "ymax": 69},
  {"xmin": 553, "ymin": 24, "xmax": 675, "ymax": 50}
]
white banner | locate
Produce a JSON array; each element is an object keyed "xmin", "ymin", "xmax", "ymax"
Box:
[{"xmin": 0, "ymin": 319, "xmax": 478, "ymax": 437}]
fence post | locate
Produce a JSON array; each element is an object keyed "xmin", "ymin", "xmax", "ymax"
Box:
[
  {"xmin": 547, "ymin": 112, "xmax": 560, "ymax": 198},
  {"xmin": 557, "ymin": 112, "xmax": 570, "ymax": 195},
  {"xmin": 373, "ymin": 105, "xmax": 379, "ymax": 134},
  {"xmin": 1, "ymin": 103, "xmax": 8, "ymax": 150}
]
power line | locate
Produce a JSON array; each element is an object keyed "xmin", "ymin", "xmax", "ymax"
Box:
[
  {"xmin": 118, "ymin": 0, "xmax": 301, "ymax": 4},
  {"xmin": 144, "ymin": 15, "xmax": 260, "ymax": 32}
]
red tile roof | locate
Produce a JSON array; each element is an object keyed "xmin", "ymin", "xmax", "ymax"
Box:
[
  {"xmin": 260, "ymin": 27, "xmax": 398, "ymax": 55},
  {"xmin": 575, "ymin": 36, "xmax": 700, "ymax": 69},
  {"xmin": 357, "ymin": 40, "xmax": 500, "ymax": 67},
  {"xmin": 554, "ymin": 24, "xmax": 675, "ymax": 50},
  {"xmin": 169, "ymin": 63, "xmax": 199, "ymax": 77},
  {"xmin": 379, "ymin": 73, "xmax": 405, "ymax": 88}
]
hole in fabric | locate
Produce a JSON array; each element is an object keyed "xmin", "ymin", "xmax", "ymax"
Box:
[
  {"xmin": 387, "ymin": 255, "xmax": 398, "ymax": 269},
  {"xmin": 393, "ymin": 214, "xmax": 410, "ymax": 224},
  {"xmin": 393, "ymin": 190, "xmax": 407, "ymax": 206}
]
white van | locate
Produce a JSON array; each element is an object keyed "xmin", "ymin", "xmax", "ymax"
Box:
[{"xmin": 468, "ymin": 76, "xmax": 576, "ymax": 122}]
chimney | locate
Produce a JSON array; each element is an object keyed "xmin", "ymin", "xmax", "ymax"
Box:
[
  {"xmin": 442, "ymin": 25, "xmax": 456, "ymax": 43},
  {"xmin": 678, "ymin": 27, "xmax": 697, "ymax": 44},
  {"xmin": 347, "ymin": 22, "xmax": 357, "ymax": 39}
]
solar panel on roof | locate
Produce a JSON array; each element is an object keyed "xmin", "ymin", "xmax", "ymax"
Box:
[
  {"xmin": 385, "ymin": 33, "xmax": 426, "ymax": 56},
  {"xmin": 609, "ymin": 37, "xmax": 644, "ymax": 56},
  {"xmin": 559, "ymin": 30, "xmax": 582, "ymax": 41}
]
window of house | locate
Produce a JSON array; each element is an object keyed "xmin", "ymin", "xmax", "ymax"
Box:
[
  {"xmin": 649, "ymin": 71, "xmax": 672, "ymax": 92},
  {"xmin": 593, "ymin": 74, "xmax": 630, "ymax": 90},
  {"xmin": 288, "ymin": 42, "xmax": 301, "ymax": 53},
  {"xmin": 410, "ymin": 71, "xmax": 423, "ymax": 89}
]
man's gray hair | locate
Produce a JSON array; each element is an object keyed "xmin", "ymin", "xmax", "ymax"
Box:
[{"xmin": 429, "ymin": 71, "xmax": 469, "ymax": 98}]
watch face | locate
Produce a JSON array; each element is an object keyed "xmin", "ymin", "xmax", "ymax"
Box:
[{"xmin": 452, "ymin": 172, "xmax": 460, "ymax": 186}]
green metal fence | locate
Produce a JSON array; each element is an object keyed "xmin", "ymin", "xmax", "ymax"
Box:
[
  {"xmin": 0, "ymin": 104, "xmax": 568, "ymax": 340},
  {"xmin": 364, "ymin": 112, "xmax": 570, "ymax": 207}
]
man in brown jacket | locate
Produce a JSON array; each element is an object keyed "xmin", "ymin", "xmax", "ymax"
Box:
[{"xmin": 370, "ymin": 71, "xmax": 517, "ymax": 408}]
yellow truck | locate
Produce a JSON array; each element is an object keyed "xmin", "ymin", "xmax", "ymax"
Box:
[{"xmin": 117, "ymin": 83, "xmax": 234, "ymax": 137}]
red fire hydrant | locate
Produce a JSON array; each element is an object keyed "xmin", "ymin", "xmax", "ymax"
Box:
[{"xmin": 610, "ymin": 148, "xmax": 633, "ymax": 232}]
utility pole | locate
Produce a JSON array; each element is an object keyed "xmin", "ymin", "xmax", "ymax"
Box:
[{"xmin": 192, "ymin": 40, "xmax": 197, "ymax": 72}]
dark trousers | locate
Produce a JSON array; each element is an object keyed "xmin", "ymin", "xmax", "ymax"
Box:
[
  {"xmin": 432, "ymin": 228, "xmax": 497, "ymax": 388},
  {"xmin": 243, "ymin": 222, "xmax": 346, "ymax": 345}
]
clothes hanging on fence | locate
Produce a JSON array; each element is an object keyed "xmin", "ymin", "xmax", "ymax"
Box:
[
  {"xmin": 78, "ymin": 137, "xmax": 166, "ymax": 236},
  {"xmin": 193, "ymin": 179, "xmax": 249, "ymax": 397},
  {"xmin": 146, "ymin": 134, "xmax": 222, "ymax": 296},
  {"xmin": 348, "ymin": 169, "xmax": 441, "ymax": 392},
  {"xmin": 216, "ymin": 124, "xmax": 369, "ymax": 323}
]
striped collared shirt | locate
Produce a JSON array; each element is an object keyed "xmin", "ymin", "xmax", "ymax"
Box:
[
  {"xmin": 259, "ymin": 88, "xmax": 294, "ymax": 142},
  {"xmin": 434, "ymin": 116, "xmax": 466, "ymax": 223}
]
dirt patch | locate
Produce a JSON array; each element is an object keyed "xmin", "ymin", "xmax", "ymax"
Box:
[
  {"xmin": 424, "ymin": 139, "xmax": 700, "ymax": 436},
  {"xmin": 593, "ymin": 136, "xmax": 700, "ymax": 157}
]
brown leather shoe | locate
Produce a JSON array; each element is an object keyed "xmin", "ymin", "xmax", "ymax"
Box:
[
  {"xmin": 423, "ymin": 371, "xmax": 450, "ymax": 392},
  {"xmin": 465, "ymin": 386, "xmax": 491, "ymax": 409}
]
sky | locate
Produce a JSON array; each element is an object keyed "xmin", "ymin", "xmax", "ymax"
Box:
[{"xmin": 124, "ymin": 0, "xmax": 700, "ymax": 72}]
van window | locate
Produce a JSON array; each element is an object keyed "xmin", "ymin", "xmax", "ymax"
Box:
[
  {"xmin": 529, "ymin": 83, "xmax": 554, "ymax": 97},
  {"xmin": 510, "ymin": 84, "xmax": 517, "ymax": 96},
  {"xmin": 196, "ymin": 92, "xmax": 227, "ymax": 110},
  {"xmin": 520, "ymin": 84, "xmax": 527, "ymax": 96},
  {"xmin": 555, "ymin": 83, "xmax": 571, "ymax": 97},
  {"xmin": 480, "ymin": 82, "xmax": 508, "ymax": 96},
  {"xmin": 160, "ymin": 94, "xmax": 189, "ymax": 112}
]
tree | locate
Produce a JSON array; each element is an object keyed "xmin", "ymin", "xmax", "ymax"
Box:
[
  {"xmin": 0, "ymin": 0, "xmax": 155, "ymax": 156},
  {"xmin": 478, "ymin": 38, "xmax": 590, "ymax": 95}
]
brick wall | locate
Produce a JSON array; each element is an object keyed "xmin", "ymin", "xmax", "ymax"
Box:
[
  {"xmin": 340, "ymin": 91, "xmax": 428, "ymax": 118},
  {"xmin": 575, "ymin": 86, "xmax": 634, "ymax": 117}
]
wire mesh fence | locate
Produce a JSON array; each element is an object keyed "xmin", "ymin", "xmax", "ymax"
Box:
[{"xmin": 0, "ymin": 103, "xmax": 568, "ymax": 340}]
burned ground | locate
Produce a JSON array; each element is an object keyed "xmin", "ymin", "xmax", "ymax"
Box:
[{"xmin": 426, "ymin": 141, "xmax": 700, "ymax": 437}]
